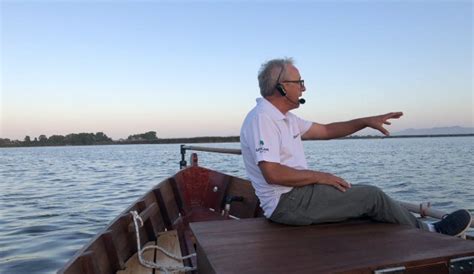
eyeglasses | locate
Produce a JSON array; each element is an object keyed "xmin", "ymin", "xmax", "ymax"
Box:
[{"xmin": 282, "ymin": 80, "xmax": 305, "ymax": 88}]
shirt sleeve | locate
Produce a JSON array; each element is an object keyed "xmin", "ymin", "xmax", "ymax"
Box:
[
  {"xmin": 294, "ymin": 114, "xmax": 313, "ymax": 135},
  {"xmin": 247, "ymin": 113, "xmax": 281, "ymax": 165}
]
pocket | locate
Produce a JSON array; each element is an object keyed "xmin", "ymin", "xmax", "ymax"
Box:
[
  {"xmin": 286, "ymin": 186, "xmax": 312, "ymax": 211},
  {"xmin": 270, "ymin": 191, "xmax": 292, "ymax": 220},
  {"xmin": 271, "ymin": 206, "xmax": 311, "ymax": 226}
]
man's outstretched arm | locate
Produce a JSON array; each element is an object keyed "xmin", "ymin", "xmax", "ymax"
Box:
[
  {"xmin": 258, "ymin": 161, "xmax": 351, "ymax": 192},
  {"xmin": 302, "ymin": 112, "xmax": 403, "ymax": 140}
]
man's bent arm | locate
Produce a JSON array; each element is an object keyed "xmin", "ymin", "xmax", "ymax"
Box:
[
  {"xmin": 302, "ymin": 112, "xmax": 403, "ymax": 140},
  {"xmin": 258, "ymin": 161, "xmax": 351, "ymax": 192}
]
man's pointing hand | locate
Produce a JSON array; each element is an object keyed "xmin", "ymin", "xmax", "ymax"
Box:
[{"xmin": 366, "ymin": 112, "xmax": 403, "ymax": 136}]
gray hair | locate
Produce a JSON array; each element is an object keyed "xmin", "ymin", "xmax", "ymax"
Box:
[{"xmin": 258, "ymin": 57, "xmax": 294, "ymax": 97}]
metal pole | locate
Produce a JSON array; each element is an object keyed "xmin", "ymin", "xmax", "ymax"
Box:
[
  {"xmin": 181, "ymin": 145, "xmax": 241, "ymax": 155},
  {"xmin": 399, "ymin": 201, "xmax": 474, "ymax": 228}
]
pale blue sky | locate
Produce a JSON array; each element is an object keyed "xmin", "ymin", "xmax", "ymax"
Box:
[{"xmin": 1, "ymin": 0, "xmax": 472, "ymax": 140}]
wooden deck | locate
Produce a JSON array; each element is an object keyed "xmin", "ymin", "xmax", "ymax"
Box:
[{"xmin": 190, "ymin": 218, "xmax": 474, "ymax": 274}]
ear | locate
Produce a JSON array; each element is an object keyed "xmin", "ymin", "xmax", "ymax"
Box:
[{"xmin": 276, "ymin": 83, "xmax": 286, "ymax": 96}]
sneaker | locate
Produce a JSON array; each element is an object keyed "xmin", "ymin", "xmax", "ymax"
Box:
[{"xmin": 433, "ymin": 209, "xmax": 472, "ymax": 237}]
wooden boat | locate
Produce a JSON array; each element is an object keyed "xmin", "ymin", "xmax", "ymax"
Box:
[{"xmin": 58, "ymin": 145, "xmax": 474, "ymax": 274}]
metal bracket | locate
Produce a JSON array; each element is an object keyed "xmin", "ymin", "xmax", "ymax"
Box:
[
  {"xmin": 419, "ymin": 201, "xmax": 431, "ymax": 218},
  {"xmin": 179, "ymin": 144, "xmax": 187, "ymax": 169},
  {"xmin": 449, "ymin": 256, "xmax": 474, "ymax": 274},
  {"xmin": 374, "ymin": 266, "xmax": 405, "ymax": 274}
]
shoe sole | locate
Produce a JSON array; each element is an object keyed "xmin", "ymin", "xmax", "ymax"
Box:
[{"xmin": 453, "ymin": 212, "xmax": 472, "ymax": 237}]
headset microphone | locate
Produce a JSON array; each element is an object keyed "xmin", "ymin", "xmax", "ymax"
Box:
[{"xmin": 276, "ymin": 83, "xmax": 306, "ymax": 105}]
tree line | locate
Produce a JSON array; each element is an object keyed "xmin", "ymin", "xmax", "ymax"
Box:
[
  {"xmin": 0, "ymin": 132, "xmax": 114, "ymax": 147},
  {"xmin": 0, "ymin": 131, "xmax": 240, "ymax": 147}
]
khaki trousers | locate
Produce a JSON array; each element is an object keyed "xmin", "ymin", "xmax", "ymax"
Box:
[{"xmin": 270, "ymin": 184, "xmax": 422, "ymax": 229}]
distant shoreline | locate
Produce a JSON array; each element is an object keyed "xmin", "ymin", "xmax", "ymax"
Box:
[{"xmin": 0, "ymin": 134, "xmax": 473, "ymax": 148}]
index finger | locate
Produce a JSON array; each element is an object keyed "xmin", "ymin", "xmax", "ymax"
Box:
[
  {"xmin": 387, "ymin": 112, "xmax": 403, "ymax": 119},
  {"xmin": 336, "ymin": 177, "xmax": 352, "ymax": 189}
]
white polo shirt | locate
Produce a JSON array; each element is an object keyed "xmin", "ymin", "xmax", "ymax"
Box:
[{"xmin": 240, "ymin": 98, "xmax": 313, "ymax": 218}]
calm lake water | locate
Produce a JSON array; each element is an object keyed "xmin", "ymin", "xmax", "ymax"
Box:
[{"xmin": 1, "ymin": 137, "xmax": 473, "ymax": 273}]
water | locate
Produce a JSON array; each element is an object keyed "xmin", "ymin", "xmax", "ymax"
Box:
[{"xmin": 1, "ymin": 137, "xmax": 473, "ymax": 273}]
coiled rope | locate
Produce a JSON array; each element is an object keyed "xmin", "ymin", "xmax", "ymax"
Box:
[{"xmin": 130, "ymin": 210, "xmax": 197, "ymax": 274}]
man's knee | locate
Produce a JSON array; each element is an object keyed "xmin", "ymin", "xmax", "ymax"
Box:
[{"xmin": 357, "ymin": 184, "xmax": 387, "ymax": 199}]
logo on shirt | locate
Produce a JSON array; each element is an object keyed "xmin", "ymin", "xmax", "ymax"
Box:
[
  {"xmin": 256, "ymin": 139, "xmax": 269, "ymax": 153},
  {"xmin": 293, "ymin": 133, "xmax": 300, "ymax": 139}
]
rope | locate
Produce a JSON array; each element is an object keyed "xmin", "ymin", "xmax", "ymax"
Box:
[{"xmin": 130, "ymin": 211, "xmax": 197, "ymax": 274}]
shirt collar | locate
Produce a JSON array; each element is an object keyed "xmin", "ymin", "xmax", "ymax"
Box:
[{"xmin": 256, "ymin": 97, "xmax": 287, "ymax": 120}]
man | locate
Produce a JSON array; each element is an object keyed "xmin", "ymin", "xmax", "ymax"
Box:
[{"xmin": 240, "ymin": 57, "xmax": 471, "ymax": 236}]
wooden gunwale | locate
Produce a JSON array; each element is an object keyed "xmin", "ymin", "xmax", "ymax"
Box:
[{"xmin": 57, "ymin": 175, "xmax": 174, "ymax": 273}]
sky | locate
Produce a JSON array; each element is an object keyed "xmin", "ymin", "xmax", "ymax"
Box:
[{"xmin": 1, "ymin": 0, "xmax": 472, "ymax": 140}]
